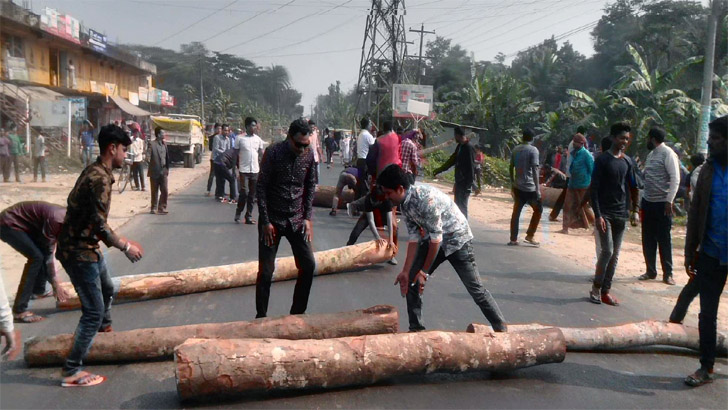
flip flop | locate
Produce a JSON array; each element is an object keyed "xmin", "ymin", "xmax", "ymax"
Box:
[
  {"xmin": 13, "ymin": 313, "xmax": 45, "ymax": 323},
  {"xmin": 61, "ymin": 373, "xmax": 107, "ymax": 388}
]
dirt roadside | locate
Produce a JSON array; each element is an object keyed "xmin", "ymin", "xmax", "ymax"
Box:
[{"xmin": 0, "ymin": 158, "xmax": 211, "ymax": 298}]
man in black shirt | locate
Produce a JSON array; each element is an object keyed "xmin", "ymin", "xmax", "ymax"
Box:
[
  {"xmin": 433, "ymin": 126, "xmax": 475, "ymax": 218},
  {"xmin": 255, "ymin": 118, "xmax": 316, "ymax": 318},
  {"xmin": 589, "ymin": 122, "xmax": 639, "ymax": 306}
]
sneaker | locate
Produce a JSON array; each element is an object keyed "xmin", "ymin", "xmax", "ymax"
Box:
[
  {"xmin": 244, "ymin": 218, "xmax": 256, "ymax": 225},
  {"xmin": 663, "ymin": 277, "xmax": 676, "ymax": 285},
  {"xmin": 507, "ymin": 241, "xmax": 519, "ymax": 246},
  {"xmin": 229, "ymin": 199, "xmax": 237, "ymax": 205},
  {"xmin": 524, "ymin": 237, "xmax": 540, "ymax": 247},
  {"xmin": 637, "ymin": 273, "xmax": 656, "ymax": 281},
  {"xmin": 600, "ymin": 292, "xmax": 619, "ymax": 306},
  {"xmin": 589, "ymin": 287, "xmax": 601, "ymax": 304},
  {"xmin": 329, "ymin": 210, "xmax": 337, "ymax": 216},
  {"xmin": 387, "ymin": 257, "xmax": 398, "ymax": 265},
  {"xmin": 220, "ymin": 198, "xmax": 229, "ymax": 204},
  {"xmin": 234, "ymin": 214, "xmax": 241, "ymax": 223}
]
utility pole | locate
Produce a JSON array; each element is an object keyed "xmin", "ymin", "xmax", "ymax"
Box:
[
  {"xmin": 408, "ymin": 24, "xmax": 435, "ymax": 84},
  {"xmin": 697, "ymin": 0, "xmax": 724, "ymax": 154},
  {"xmin": 200, "ymin": 58, "xmax": 205, "ymax": 126}
]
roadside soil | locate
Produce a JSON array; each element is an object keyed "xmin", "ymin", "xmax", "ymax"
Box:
[
  {"xmin": 429, "ymin": 182, "xmax": 726, "ymax": 331},
  {"xmin": 0, "ymin": 157, "xmax": 211, "ymax": 298}
]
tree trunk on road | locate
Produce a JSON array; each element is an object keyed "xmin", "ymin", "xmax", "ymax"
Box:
[
  {"xmin": 57, "ymin": 241, "xmax": 397, "ymax": 309},
  {"xmin": 313, "ymin": 185, "xmax": 355, "ymax": 209},
  {"xmin": 467, "ymin": 320, "xmax": 728, "ymax": 356},
  {"xmin": 421, "ymin": 139, "xmax": 455, "ymax": 155},
  {"xmin": 540, "ymin": 186, "xmax": 595, "ymax": 224},
  {"xmin": 175, "ymin": 328, "xmax": 566, "ymax": 401},
  {"xmin": 25, "ymin": 305, "xmax": 399, "ymax": 366}
]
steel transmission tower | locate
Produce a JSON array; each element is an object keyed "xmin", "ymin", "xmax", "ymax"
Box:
[{"xmin": 355, "ymin": 0, "xmax": 409, "ymax": 123}]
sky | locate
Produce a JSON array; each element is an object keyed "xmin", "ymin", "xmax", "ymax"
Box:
[{"xmin": 22, "ymin": 0, "xmax": 710, "ymax": 113}]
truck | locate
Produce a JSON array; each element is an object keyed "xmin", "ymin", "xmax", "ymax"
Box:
[{"xmin": 149, "ymin": 114, "xmax": 204, "ymax": 168}]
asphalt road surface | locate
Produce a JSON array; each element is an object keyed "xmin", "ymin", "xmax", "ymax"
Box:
[{"xmin": 1, "ymin": 161, "xmax": 726, "ymax": 409}]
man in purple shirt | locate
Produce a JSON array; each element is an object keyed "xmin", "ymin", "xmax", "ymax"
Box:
[
  {"xmin": 0, "ymin": 201, "xmax": 69, "ymax": 322},
  {"xmin": 255, "ymin": 118, "xmax": 316, "ymax": 318}
]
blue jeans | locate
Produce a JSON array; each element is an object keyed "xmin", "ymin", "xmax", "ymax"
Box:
[
  {"xmin": 593, "ymin": 216, "xmax": 626, "ymax": 292},
  {"xmin": 59, "ymin": 257, "xmax": 114, "ymax": 376},
  {"xmin": 406, "ymin": 240, "xmax": 507, "ymax": 332},
  {"xmin": 82, "ymin": 147, "xmax": 94, "ymax": 168}
]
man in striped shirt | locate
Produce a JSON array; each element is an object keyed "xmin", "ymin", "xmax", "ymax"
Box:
[{"xmin": 400, "ymin": 129, "xmax": 421, "ymax": 184}]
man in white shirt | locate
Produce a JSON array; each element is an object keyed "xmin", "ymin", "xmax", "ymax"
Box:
[
  {"xmin": 355, "ymin": 117, "xmax": 376, "ymax": 199},
  {"xmin": 308, "ymin": 119, "xmax": 323, "ymax": 183},
  {"xmin": 129, "ymin": 130, "xmax": 146, "ymax": 191},
  {"xmin": 638, "ymin": 127, "xmax": 681, "ymax": 285},
  {"xmin": 235, "ymin": 117, "xmax": 265, "ymax": 224}
]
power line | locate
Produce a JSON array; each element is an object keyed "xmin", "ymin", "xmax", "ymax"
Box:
[
  {"xmin": 254, "ymin": 47, "xmax": 361, "ymax": 58},
  {"xmin": 501, "ymin": 20, "xmax": 599, "ymax": 59},
  {"xmin": 247, "ymin": 15, "xmax": 359, "ymax": 58},
  {"xmin": 199, "ymin": 0, "xmax": 297, "ymax": 44},
  {"xmin": 150, "ymin": 0, "xmax": 239, "ymax": 46}
]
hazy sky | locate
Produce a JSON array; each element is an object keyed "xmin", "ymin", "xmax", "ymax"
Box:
[{"xmin": 23, "ymin": 0, "xmax": 710, "ymax": 112}]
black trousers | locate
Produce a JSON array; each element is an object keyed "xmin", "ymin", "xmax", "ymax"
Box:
[
  {"xmin": 235, "ymin": 172, "xmax": 258, "ymax": 219},
  {"xmin": 640, "ymin": 199, "xmax": 673, "ymax": 279},
  {"xmin": 207, "ymin": 159, "xmax": 215, "ymax": 192},
  {"xmin": 669, "ymin": 277, "xmax": 699, "ymax": 324},
  {"xmin": 696, "ymin": 252, "xmax": 727, "ymax": 370},
  {"xmin": 0, "ymin": 226, "xmax": 49, "ymax": 314},
  {"xmin": 150, "ymin": 174, "xmax": 168, "ymax": 212},
  {"xmin": 255, "ymin": 222, "xmax": 316, "ymax": 318},
  {"xmin": 214, "ymin": 163, "xmax": 235, "ymax": 199},
  {"xmin": 454, "ymin": 183, "xmax": 471, "ymax": 219},
  {"xmin": 355, "ymin": 158, "xmax": 369, "ymax": 199}
]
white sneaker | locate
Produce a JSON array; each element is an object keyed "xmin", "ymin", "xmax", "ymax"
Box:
[{"xmin": 388, "ymin": 257, "xmax": 398, "ymax": 265}]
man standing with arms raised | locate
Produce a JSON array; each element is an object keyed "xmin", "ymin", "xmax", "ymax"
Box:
[
  {"xmin": 235, "ymin": 117, "xmax": 265, "ymax": 224},
  {"xmin": 57, "ymin": 124, "xmax": 143, "ymax": 387},
  {"xmin": 255, "ymin": 118, "xmax": 316, "ymax": 319},
  {"xmin": 637, "ymin": 127, "xmax": 681, "ymax": 285}
]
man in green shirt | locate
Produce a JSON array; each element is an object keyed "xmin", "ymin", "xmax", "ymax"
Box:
[{"xmin": 8, "ymin": 127, "xmax": 25, "ymax": 183}]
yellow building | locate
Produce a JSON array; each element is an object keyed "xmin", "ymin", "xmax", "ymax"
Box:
[{"xmin": 0, "ymin": 0, "xmax": 171, "ymax": 135}]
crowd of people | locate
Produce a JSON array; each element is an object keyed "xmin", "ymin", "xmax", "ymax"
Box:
[{"xmin": 0, "ymin": 114, "xmax": 725, "ymax": 391}]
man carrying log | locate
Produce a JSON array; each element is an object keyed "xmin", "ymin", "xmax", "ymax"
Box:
[
  {"xmin": 57, "ymin": 124, "xmax": 144, "ymax": 387},
  {"xmin": 255, "ymin": 118, "xmax": 316, "ymax": 319},
  {"xmin": 378, "ymin": 164, "xmax": 508, "ymax": 333},
  {"xmin": 0, "ymin": 201, "xmax": 69, "ymax": 323},
  {"xmin": 683, "ymin": 115, "xmax": 727, "ymax": 387}
]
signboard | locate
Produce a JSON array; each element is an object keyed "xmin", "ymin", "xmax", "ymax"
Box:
[
  {"xmin": 128, "ymin": 92, "xmax": 140, "ymax": 106},
  {"xmin": 68, "ymin": 97, "xmax": 87, "ymax": 122},
  {"xmin": 88, "ymin": 29, "xmax": 107, "ymax": 52},
  {"xmin": 406, "ymin": 99, "xmax": 430, "ymax": 116},
  {"xmin": 6, "ymin": 56, "xmax": 29, "ymax": 81},
  {"xmin": 40, "ymin": 8, "xmax": 80, "ymax": 44},
  {"xmin": 392, "ymin": 84, "xmax": 434, "ymax": 118},
  {"xmin": 104, "ymin": 82, "xmax": 117, "ymax": 96},
  {"xmin": 90, "ymin": 80, "xmax": 103, "ymax": 94},
  {"xmin": 138, "ymin": 87, "xmax": 149, "ymax": 102}
]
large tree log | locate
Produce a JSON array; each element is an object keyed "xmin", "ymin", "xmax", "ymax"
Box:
[
  {"xmin": 174, "ymin": 328, "xmax": 566, "ymax": 401},
  {"xmin": 313, "ymin": 185, "xmax": 355, "ymax": 209},
  {"xmin": 467, "ymin": 320, "xmax": 728, "ymax": 356},
  {"xmin": 421, "ymin": 138, "xmax": 456, "ymax": 155},
  {"xmin": 57, "ymin": 241, "xmax": 397, "ymax": 309},
  {"xmin": 24, "ymin": 305, "xmax": 398, "ymax": 366},
  {"xmin": 540, "ymin": 186, "xmax": 595, "ymax": 224}
]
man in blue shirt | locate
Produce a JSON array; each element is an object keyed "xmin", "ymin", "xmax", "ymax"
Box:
[
  {"xmin": 683, "ymin": 115, "xmax": 727, "ymax": 387},
  {"xmin": 78, "ymin": 121, "xmax": 95, "ymax": 168}
]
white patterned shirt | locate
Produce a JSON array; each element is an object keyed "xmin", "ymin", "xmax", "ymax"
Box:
[{"xmin": 400, "ymin": 183, "xmax": 473, "ymax": 256}]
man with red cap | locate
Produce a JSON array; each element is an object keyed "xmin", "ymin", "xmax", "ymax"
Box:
[{"xmin": 558, "ymin": 133, "xmax": 594, "ymax": 234}]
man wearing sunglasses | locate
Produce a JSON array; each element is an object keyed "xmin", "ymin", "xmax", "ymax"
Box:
[{"xmin": 255, "ymin": 118, "xmax": 317, "ymax": 318}]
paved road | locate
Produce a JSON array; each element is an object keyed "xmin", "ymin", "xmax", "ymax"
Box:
[{"xmin": 1, "ymin": 162, "xmax": 726, "ymax": 409}]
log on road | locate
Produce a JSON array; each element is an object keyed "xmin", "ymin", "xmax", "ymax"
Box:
[
  {"xmin": 540, "ymin": 186, "xmax": 595, "ymax": 224},
  {"xmin": 313, "ymin": 185, "xmax": 355, "ymax": 209},
  {"xmin": 25, "ymin": 305, "xmax": 399, "ymax": 366},
  {"xmin": 58, "ymin": 241, "xmax": 397, "ymax": 309},
  {"xmin": 174, "ymin": 328, "xmax": 566, "ymax": 401},
  {"xmin": 467, "ymin": 320, "xmax": 728, "ymax": 356}
]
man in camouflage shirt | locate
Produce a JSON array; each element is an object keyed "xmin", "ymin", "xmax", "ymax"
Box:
[
  {"xmin": 57, "ymin": 124, "xmax": 143, "ymax": 387},
  {"xmin": 378, "ymin": 164, "xmax": 508, "ymax": 332}
]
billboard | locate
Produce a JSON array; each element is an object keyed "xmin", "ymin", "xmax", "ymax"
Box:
[
  {"xmin": 40, "ymin": 8, "xmax": 80, "ymax": 44},
  {"xmin": 88, "ymin": 29, "xmax": 107, "ymax": 52},
  {"xmin": 392, "ymin": 84, "xmax": 434, "ymax": 118}
]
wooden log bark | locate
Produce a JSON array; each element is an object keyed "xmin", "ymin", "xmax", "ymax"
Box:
[
  {"xmin": 313, "ymin": 185, "xmax": 355, "ymax": 209},
  {"xmin": 540, "ymin": 186, "xmax": 595, "ymax": 224},
  {"xmin": 24, "ymin": 305, "xmax": 398, "ymax": 366},
  {"xmin": 57, "ymin": 241, "xmax": 397, "ymax": 310},
  {"xmin": 174, "ymin": 328, "xmax": 566, "ymax": 401},
  {"xmin": 421, "ymin": 138, "xmax": 456, "ymax": 155},
  {"xmin": 466, "ymin": 320, "xmax": 728, "ymax": 356}
]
